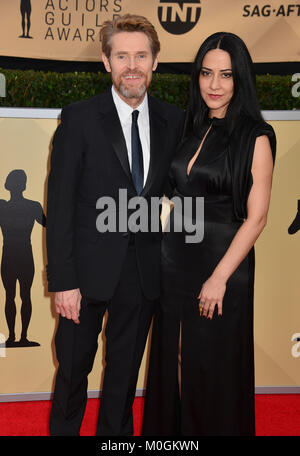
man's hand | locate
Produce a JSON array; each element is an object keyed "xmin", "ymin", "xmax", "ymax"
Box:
[{"xmin": 54, "ymin": 289, "xmax": 82, "ymax": 324}]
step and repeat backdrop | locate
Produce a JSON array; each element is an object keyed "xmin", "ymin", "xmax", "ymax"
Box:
[
  {"xmin": 0, "ymin": 113, "xmax": 299, "ymax": 397},
  {"xmin": 0, "ymin": 0, "xmax": 299, "ymax": 62},
  {"xmin": 0, "ymin": 0, "xmax": 300, "ymax": 399}
]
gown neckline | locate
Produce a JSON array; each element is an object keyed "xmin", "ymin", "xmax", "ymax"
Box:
[{"xmin": 186, "ymin": 116, "xmax": 228, "ymax": 178}]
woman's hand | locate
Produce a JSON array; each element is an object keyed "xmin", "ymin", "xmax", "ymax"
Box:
[{"xmin": 198, "ymin": 275, "xmax": 226, "ymax": 319}]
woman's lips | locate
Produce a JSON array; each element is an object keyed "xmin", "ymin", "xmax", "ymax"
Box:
[{"xmin": 208, "ymin": 94, "xmax": 223, "ymax": 100}]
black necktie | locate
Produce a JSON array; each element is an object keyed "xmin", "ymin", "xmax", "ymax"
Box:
[{"xmin": 131, "ymin": 110, "xmax": 144, "ymax": 195}]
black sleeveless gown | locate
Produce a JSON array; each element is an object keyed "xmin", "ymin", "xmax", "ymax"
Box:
[{"xmin": 142, "ymin": 116, "xmax": 270, "ymax": 436}]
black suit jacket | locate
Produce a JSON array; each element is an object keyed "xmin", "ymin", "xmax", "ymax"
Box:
[{"xmin": 46, "ymin": 89, "xmax": 184, "ymax": 300}]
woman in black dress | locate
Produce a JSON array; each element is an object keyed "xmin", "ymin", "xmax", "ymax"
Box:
[{"xmin": 142, "ymin": 32, "xmax": 276, "ymax": 436}]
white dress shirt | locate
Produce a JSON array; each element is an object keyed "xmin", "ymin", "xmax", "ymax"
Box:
[{"xmin": 112, "ymin": 86, "xmax": 150, "ymax": 186}]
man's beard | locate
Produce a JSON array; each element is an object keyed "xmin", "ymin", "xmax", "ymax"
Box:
[
  {"xmin": 119, "ymin": 82, "xmax": 147, "ymax": 100},
  {"xmin": 117, "ymin": 70, "xmax": 148, "ymax": 100}
]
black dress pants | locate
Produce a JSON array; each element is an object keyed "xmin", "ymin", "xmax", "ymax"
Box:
[{"xmin": 49, "ymin": 243, "xmax": 156, "ymax": 435}]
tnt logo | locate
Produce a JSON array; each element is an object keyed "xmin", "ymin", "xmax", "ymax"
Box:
[
  {"xmin": 0, "ymin": 73, "xmax": 6, "ymax": 97},
  {"xmin": 158, "ymin": 0, "xmax": 201, "ymax": 35}
]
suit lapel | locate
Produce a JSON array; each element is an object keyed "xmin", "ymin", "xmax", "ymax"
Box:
[
  {"xmin": 98, "ymin": 90, "xmax": 133, "ymax": 184},
  {"xmin": 141, "ymin": 96, "xmax": 167, "ymax": 196}
]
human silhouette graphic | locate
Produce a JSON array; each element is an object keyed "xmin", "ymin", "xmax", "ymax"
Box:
[
  {"xmin": 0, "ymin": 170, "xmax": 46, "ymax": 347},
  {"xmin": 19, "ymin": 0, "xmax": 32, "ymax": 39},
  {"xmin": 288, "ymin": 199, "xmax": 300, "ymax": 235}
]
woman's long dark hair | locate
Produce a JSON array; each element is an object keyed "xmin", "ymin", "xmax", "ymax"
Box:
[{"xmin": 184, "ymin": 32, "xmax": 264, "ymax": 137}]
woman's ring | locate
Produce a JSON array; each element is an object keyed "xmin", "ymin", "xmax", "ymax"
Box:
[{"xmin": 199, "ymin": 301, "xmax": 205, "ymax": 315}]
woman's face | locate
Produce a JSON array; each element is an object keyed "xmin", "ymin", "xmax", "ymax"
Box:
[{"xmin": 199, "ymin": 49, "xmax": 234, "ymax": 118}]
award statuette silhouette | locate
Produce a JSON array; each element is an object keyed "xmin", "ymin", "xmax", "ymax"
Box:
[
  {"xmin": 288, "ymin": 200, "xmax": 300, "ymax": 235},
  {"xmin": 19, "ymin": 0, "xmax": 32, "ymax": 39},
  {"xmin": 0, "ymin": 170, "xmax": 46, "ymax": 347}
]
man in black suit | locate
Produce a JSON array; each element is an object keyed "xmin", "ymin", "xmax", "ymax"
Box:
[{"xmin": 46, "ymin": 14, "xmax": 184, "ymax": 436}]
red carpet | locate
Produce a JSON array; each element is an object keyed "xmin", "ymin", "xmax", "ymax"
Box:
[{"xmin": 0, "ymin": 395, "xmax": 300, "ymax": 436}]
